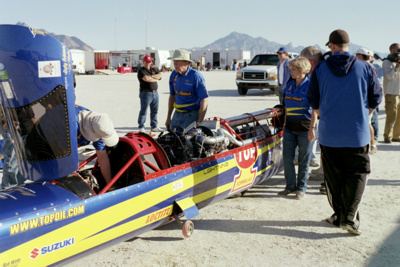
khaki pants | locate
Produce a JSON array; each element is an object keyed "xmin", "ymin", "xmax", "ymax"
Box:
[{"xmin": 384, "ymin": 94, "xmax": 400, "ymax": 139}]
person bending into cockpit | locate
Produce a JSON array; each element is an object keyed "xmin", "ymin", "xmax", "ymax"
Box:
[{"xmin": 76, "ymin": 105, "xmax": 119, "ymax": 183}]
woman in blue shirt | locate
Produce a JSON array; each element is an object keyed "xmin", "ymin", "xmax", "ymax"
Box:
[{"xmin": 278, "ymin": 57, "xmax": 313, "ymax": 200}]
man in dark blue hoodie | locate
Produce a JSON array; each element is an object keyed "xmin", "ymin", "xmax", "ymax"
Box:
[{"xmin": 307, "ymin": 29, "xmax": 382, "ymax": 235}]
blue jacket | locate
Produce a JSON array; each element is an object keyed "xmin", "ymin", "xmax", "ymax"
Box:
[
  {"xmin": 277, "ymin": 58, "xmax": 291, "ymax": 88},
  {"xmin": 307, "ymin": 51, "xmax": 382, "ymax": 147}
]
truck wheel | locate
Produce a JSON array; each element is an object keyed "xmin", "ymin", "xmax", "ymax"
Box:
[{"xmin": 238, "ymin": 86, "xmax": 248, "ymax": 95}]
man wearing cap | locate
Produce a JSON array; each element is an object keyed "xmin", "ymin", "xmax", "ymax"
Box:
[
  {"xmin": 368, "ymin": 50, "xmax": 383, "ymax": 150},
  {"xmin": 137, "ymin": 55, "xmax": 162, "ymax": 133},
  {"xmin": 382, "ymin": 43, "xmax": 400, "ymax": 143},
  {"xmin": 307, "ymin": 29, "xmax": 382, "ymax": 235},
  {"xmin": 355, "ymin": 47, "xmax": 382, "ymax": 154},
  {"xmin": 277, "ymin": 47, "xmax": 292, "ymax": 104},
  {"xmin": 76, "ymin": 105, "xmax": 119, "ymax": 183},
  {"xmin": 166, "ymin": 49, "xmax": 208, "ymax": 133}
]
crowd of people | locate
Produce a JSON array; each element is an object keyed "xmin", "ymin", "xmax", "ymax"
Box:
[
  {"xmin": 277, "ymin": 29, "xmax": 398, "ymax": 236},
  {"xmin": 1, "ymin": 29, "xmax": 399, "ymax": 237}
]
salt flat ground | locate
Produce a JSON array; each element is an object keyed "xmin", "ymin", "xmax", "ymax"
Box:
[{"xmin": 6, "ymin": 70, "xmax": 400, "ymax": 266}]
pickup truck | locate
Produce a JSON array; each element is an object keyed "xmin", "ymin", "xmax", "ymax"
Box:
[{"xmin": 235, "ymin": 53, "xmax": 279, "ymax": 95}]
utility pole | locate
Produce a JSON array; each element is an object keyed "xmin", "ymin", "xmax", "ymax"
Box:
[
  {"xmin": 114, "ymin": 0, "xmax": 117, "ymax": 50},
  {"xmin": 145, "ymin": 0, "xmax": 148, "ymax": 49}
]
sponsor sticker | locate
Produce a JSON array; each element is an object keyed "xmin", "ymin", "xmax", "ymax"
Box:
[
  {"xmin": 30, "ymin": 237, "xmax": 75, "ymax": 259},
  {"xmin": 2, "ymin": 258, "xmax": 21, "ymax": 266},
  {"xmin": 10, "ymin": 205, "xmax": 85, "ymax": 236},
  {"xmin": 173, "ymin": 180, "xmax": 183, "ymax": 191},
  {"xmin": 231, "ymin": 146, "xmax": 258, "ymax": 193},
  {"xmin": 38, "ymin": 60, "xmax": 61, "ymax": 78},
  {"xmin": 145, "ymin": 207, "xmax": 172, "ymax": 224},
  {"xmin": 1, "ymin": 81, "xmax": 13, "ymax": 99},
  {"xmin": 0, "ymin": 70, "xmax": 9, "ymax": 80}
]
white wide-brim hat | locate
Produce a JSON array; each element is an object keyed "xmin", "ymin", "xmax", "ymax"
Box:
[
  {"xmin": 79, "ymin": 110, "xmax": 119, "ymax": 147},
  {"xmin": 168, "ymin": 49, "xmax": 194, "ymax": 63}
]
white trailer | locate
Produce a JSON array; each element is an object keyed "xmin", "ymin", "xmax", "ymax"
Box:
[
  {"xmin": 85, "ymin": 51, "xmax": 95, "ymax": 74},
  {"xmin": 70, "ymin": 49, "xmax": 86, "ymax": 74},
  {"xmin": 190, "ymin": 49, "xmax": 251, "ymax": 70},
  {"xmin": 110, "ymin": 48, "xmax": 172, "ymax": 72}
]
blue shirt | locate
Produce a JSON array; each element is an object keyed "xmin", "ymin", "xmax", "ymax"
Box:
[
  {"xmin": 169, "ymin": 67, "xmax": 208, "ymax": 112},
  {"xmin": 75, "ymin": 105, "xmax": 106, "ymax": 151}
]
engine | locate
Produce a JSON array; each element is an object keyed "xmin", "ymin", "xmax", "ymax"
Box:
[{"xmin": 157, "ymin": 121, "xmax": 229, "ymax": 166}]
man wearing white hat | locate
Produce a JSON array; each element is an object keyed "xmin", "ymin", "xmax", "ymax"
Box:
[
  {"xmin": 76, "ymin": 105, "xmax": 119, "ymax": 183},
  {"xmin": 355, "ymin": 47, "xmax": 371, "ymax": 62},
  {"xmin": 166, "ymin": 49, "xmax": 209, "ymax": 133},
  {"xmin": 355, "ymin": 48, "xmax": 383, "ymax": 154}
]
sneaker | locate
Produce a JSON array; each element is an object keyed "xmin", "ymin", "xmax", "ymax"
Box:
[
  {"xmin": 151, "ymin": 127, "xmax": 163, "ymax": 132},
  {"xmin": 340, "ymin": 223, "xmax": 361, "ymax": 235},
  {"xmin": 325, "ymin": 214, "xmax": 340, "ymax": 227},
  {"xmin": 295, "ymin": 191, "xmax": 305, "ymax": 200},
  {"xmin": 319, "ymin": 186, "xmax": 327, "ymax": 195},
  {"xmin": 277, "ymin": 189, "xmax": 296, "ymax": 196},
  {"xmin": 309, "ymin": 160, "xmax": 319, "ymax": 167},
  {"xmin": 370, "ymin": 145, "xmax": 377, "ymax": 155},
  {"xmin": 384, "ymin": 138, "xmax": 392, "ymax": 143},
  {"xmin": 392, "ymin": 138, "xmax": 400, "ymax": 142},
  {"xmin": 309, "ymin": 173, "xmax": 324, "ymax": 181},
  {"xmin": 139, "ymin": 128, "xmax": 145, "ymax": 133},
  {"xmin": 311, "ymin": 168, "xmax": 321, "ymax": 174}
]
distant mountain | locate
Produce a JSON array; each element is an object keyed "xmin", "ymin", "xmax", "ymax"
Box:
[
  {"xmin": 193, "ymin": 32, "xmax": 317, "ymax": 57},
  {"xmin": 16, "ymin": 22, "xmax": 94, "ymax": 51},
  {"xmin": 195, "ymin": 32, "xmax": 385, "ymax": 58}
]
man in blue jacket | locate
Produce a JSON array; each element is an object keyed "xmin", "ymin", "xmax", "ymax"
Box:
[
  {"xmin": 277, "ymin": 47, "xmax": 292, "ymax": 104},
  {"xmin": 307, "ymin": 29, "xmax": 382, "ymax": 235}
]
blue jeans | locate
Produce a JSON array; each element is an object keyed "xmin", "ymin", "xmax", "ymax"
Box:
[
  {"xmin": 1, "ymin": 126, "xmax": 25, "ymax": 189},
  {"xmin": 170, "ymin": 109, "xmax": 199, "ymax": 133},
  {"xmin": 371, "ymin": 108, "xmax": 379, "ymax": 141},
  {"xmin": 283, "ymin": 128, "xmax": 312, "ymax": 192},
  {"xmin": 138, "ymin": 91, "xmax": 159, "ymax": 129},
  {"xmin": 278, "ymin": 85, "xmax": 285, "ymax": 105}
]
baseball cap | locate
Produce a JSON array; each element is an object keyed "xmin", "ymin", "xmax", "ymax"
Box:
[
  {"xmin": 143, "ymin": 55, "xmax": 152, "ymax": 62},
  {"xmin": 326, "ymin": 29, "xmax": 350, "ymax": 46},
  {"xmin": 79, "ymin": 110, "xmax": 119, "ymax": 147},
  {"xmin": 277, "ymin": 47, "xmax": 288, "ymax": 53},
  {"xmin": 355, "ymin": 48, "xmax": 370, "ymax": 56}
]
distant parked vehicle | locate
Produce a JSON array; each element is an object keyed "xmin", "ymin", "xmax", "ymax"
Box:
[
  {"xmin": 235, "ymin": 53, "xmax": 279, "ymax": 95},
  {"xmin": 70, "ymin": 49, "xmax": 86, "ymax": 74}
]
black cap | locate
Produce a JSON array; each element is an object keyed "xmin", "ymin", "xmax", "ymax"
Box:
[{"xmin": 326, "ymin": 29, "xmax": 350, "ymax": 46}]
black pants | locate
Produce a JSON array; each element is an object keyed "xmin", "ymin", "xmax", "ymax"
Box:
[{"xmin": 320, "ymin": 145, "xmax": 370, "ymax": 226}]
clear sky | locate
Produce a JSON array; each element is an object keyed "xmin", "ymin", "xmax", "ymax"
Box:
[{"xmin": 0, "ymin": 0, "xmax": 397, "ymax": 54}]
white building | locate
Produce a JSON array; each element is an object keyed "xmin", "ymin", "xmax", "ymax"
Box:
[{"xmin": 190, "ymin": 49, "xmax": 251, "ymax": 70}]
